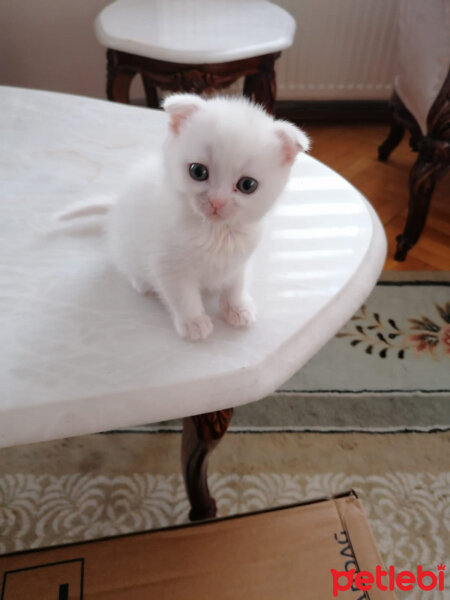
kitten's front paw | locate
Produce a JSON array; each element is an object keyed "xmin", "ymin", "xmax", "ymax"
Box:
[
  {"xmin": 221, "ymin": 298, "xmax": 256, "ymax": 328},
  {"xmin": 177, "ymin": 314, "xmax": 214, "ymax": 341}
]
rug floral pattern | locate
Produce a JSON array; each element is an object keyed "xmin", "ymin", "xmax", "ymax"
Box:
[{"xmin": 337, "ymin": 302, "xmax": 450, "ymax": 360}]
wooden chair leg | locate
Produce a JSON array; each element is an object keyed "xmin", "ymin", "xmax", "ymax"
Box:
[
  {"xmin": 395, "ymin": 151, "xmax": 448, "ymax": 261},
  {"xmin": 378, "ymin": 121, "xmax": 405, "ymax": 161},
  {"xmin": 182, "ymin": 408, "xmax": 233, "ymax": 521}
]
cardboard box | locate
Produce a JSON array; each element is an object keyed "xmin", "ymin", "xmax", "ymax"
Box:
[{"xmin": 1, "ymin": 491, "xmax": 396, "ymax": 599}]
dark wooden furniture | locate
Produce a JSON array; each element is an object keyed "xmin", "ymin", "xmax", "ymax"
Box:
[
  {"xmin": 378, "ymin": 71, "xmax": 450, "ymax": 261},
  {"xmin": 182, "ymin": 409, "xmax": 233, "ymax": 521},
  {"xmin": 106, "ymin": 49, "xmax": 281, "ymax": 114}
]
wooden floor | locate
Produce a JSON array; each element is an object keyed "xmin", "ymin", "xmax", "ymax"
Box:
[{"xmin": 297, "ymin": 121, "xmax": 449, "ymax": 271}]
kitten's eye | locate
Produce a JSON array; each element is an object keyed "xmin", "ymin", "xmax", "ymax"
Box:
[
  {"xmin": 189, "ymin": 163, "xmax": 209, "ymax": 181},
  {"xmin": 236, "ymin": 177, "xmax": 258, "ymax": 194}
]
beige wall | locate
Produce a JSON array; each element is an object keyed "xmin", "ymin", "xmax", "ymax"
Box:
[
  {"xmin": 0, "ymin": 1, "xmax": 396, "ymax": 102},
  {"xmin": 0, "ymin": 0, "xmax": 111, "ymax": 99}
]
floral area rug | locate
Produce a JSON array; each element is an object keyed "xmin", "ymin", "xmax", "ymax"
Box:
[{"xmin": 1, "ymin": 272, "xmax": 449, "ymax": 600}]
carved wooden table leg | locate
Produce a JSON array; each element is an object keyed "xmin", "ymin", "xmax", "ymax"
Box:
[
  {"xmin": 182, "ymin": 408, "xmax": 233, "ymax": 521},
  {"xmin": 394, "ymin": 74, "xmax": 449, "ymax": 260},
  {"xmin": 378, "ymin": 78, "xmax": 449, "ymax": 260},
  {"xmin": 378, "ymin": 94, "xmax": 408, "ymax": 162},
  {"xmin": 395, "ymin": 147, "xmax": 448, "ymax": 260},
  {"xmin": 378, "ymin": 121, "xmax": 405, "ymax": 161},
  {"xmin": 243, "ymin": 54, "xmax": 278, "ymax": 114},
  {"xmin": 106, "ymin": 49, "xmax": 136, "ymax": 104},
  {"xmin": 141, "ymin": 74, "xmax": 159, "ymax": 109}
]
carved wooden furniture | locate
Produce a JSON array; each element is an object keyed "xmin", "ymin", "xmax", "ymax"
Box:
[
  {"xmin": 105, "ymin": 50, "xmax": 281, "ymax": 113},
  {"xmin": 95, "ymin": 0, "xmax": 296, "ymax": 113},
  {"xmin": 0, "ymin": 86, "xmax": 386, "ymax": 521},
  {"xmin": 378, "ymin": 0, "xmax": 450, "ymax": 261},
  {"xmin": 182, "ymin": 409, "xmax": 233, "ymax": 521}
]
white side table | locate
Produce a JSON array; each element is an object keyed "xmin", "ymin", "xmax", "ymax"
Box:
[
  {"xmin": 95, "ymin": 0, "xmax": 296, "ymax": 112},
  {"xmin": 0, "ymin": 87, "xmax": 387, "ymax": 519}
]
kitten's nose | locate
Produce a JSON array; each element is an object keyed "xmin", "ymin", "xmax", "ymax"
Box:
[{"xmin": 209, "ymin": 198, "xmax": 226, "ymax": 212}]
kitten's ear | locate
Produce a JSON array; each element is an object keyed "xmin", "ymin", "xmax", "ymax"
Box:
[
  {"xmin": 275, "ymin": 121, "xmax": 310, "ymax": 166},
  {"xmin": 162, "ymin": 94, "xmax": 206, "ymax": 134}
]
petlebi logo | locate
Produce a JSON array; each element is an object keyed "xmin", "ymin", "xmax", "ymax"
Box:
[{"xmin": 331, "ymin": 564, "xmax": 446, "ymax": 596}]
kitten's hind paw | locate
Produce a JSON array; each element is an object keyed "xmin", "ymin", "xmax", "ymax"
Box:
[
  {"xmin": 177, "ymin": 314, "xmax": 213, "ymax": 341},
  {"xmin": 221, "ymin": 298, "xmax": 256, "ymax": 328}
]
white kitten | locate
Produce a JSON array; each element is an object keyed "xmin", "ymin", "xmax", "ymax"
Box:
[{"xmin": 58, "ymin": 94, "xmax": 309, "ymax": 341}]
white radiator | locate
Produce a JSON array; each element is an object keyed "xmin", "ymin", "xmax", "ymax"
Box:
[{"xmin": 274, "ymin": 0, "xmax": 399, "ymax": 100}]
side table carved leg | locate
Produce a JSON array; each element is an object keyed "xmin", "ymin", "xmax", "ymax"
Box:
[
  {"xmin": 379, "ymin": 78, "xmax": 449, "ymax": 261},
  {"xmin": 378, "ymin": 121, "xmax": 405, "ymax": 161},
  {"xmin": 141, "ymin": 74, "xmax": 160, "ymax": 108},
  {"xmin": 243, "ymin": 62, "xmax": 277, "ymax": 114},
  {"xmin": 395, "ymin": 151, "xmax": 448, "ymax": 260},
  {"xmin": 106, "ymin": 49, "xmax": 135, "ymax": 104},
  {"xmin": 182, "ymin": 408, "xmax": 233, "ymax": 521}
]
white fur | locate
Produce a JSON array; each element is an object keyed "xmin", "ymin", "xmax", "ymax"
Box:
[
  {"xmin": 55, "ymin": 197, "xmax": 113, "ymax": 221},
  {"xmin": 63, "ymin": 95, "xmax": 309, "ymax": 341}
]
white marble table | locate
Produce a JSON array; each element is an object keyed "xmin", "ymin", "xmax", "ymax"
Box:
[
  {"xmin": 0, "ymin": 86, "xmax": 386, "ymax": 518},
  {"xmin": 95, "ymin": 0, "xmax": 296, "ymax": 111}
]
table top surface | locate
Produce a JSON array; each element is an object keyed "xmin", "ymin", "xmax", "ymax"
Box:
[
  {"xmin": 95, "ymin": 0, "xmax": 296, "ymax": 64},
  {"xmin": 0, "ymin": 86, "xmax": 386, "ymax": 448}
]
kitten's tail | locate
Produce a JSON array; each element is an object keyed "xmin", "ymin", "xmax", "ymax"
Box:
[{"xmin": 54, "ymin": 198, "xmax": 114, "ymax": 221}]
